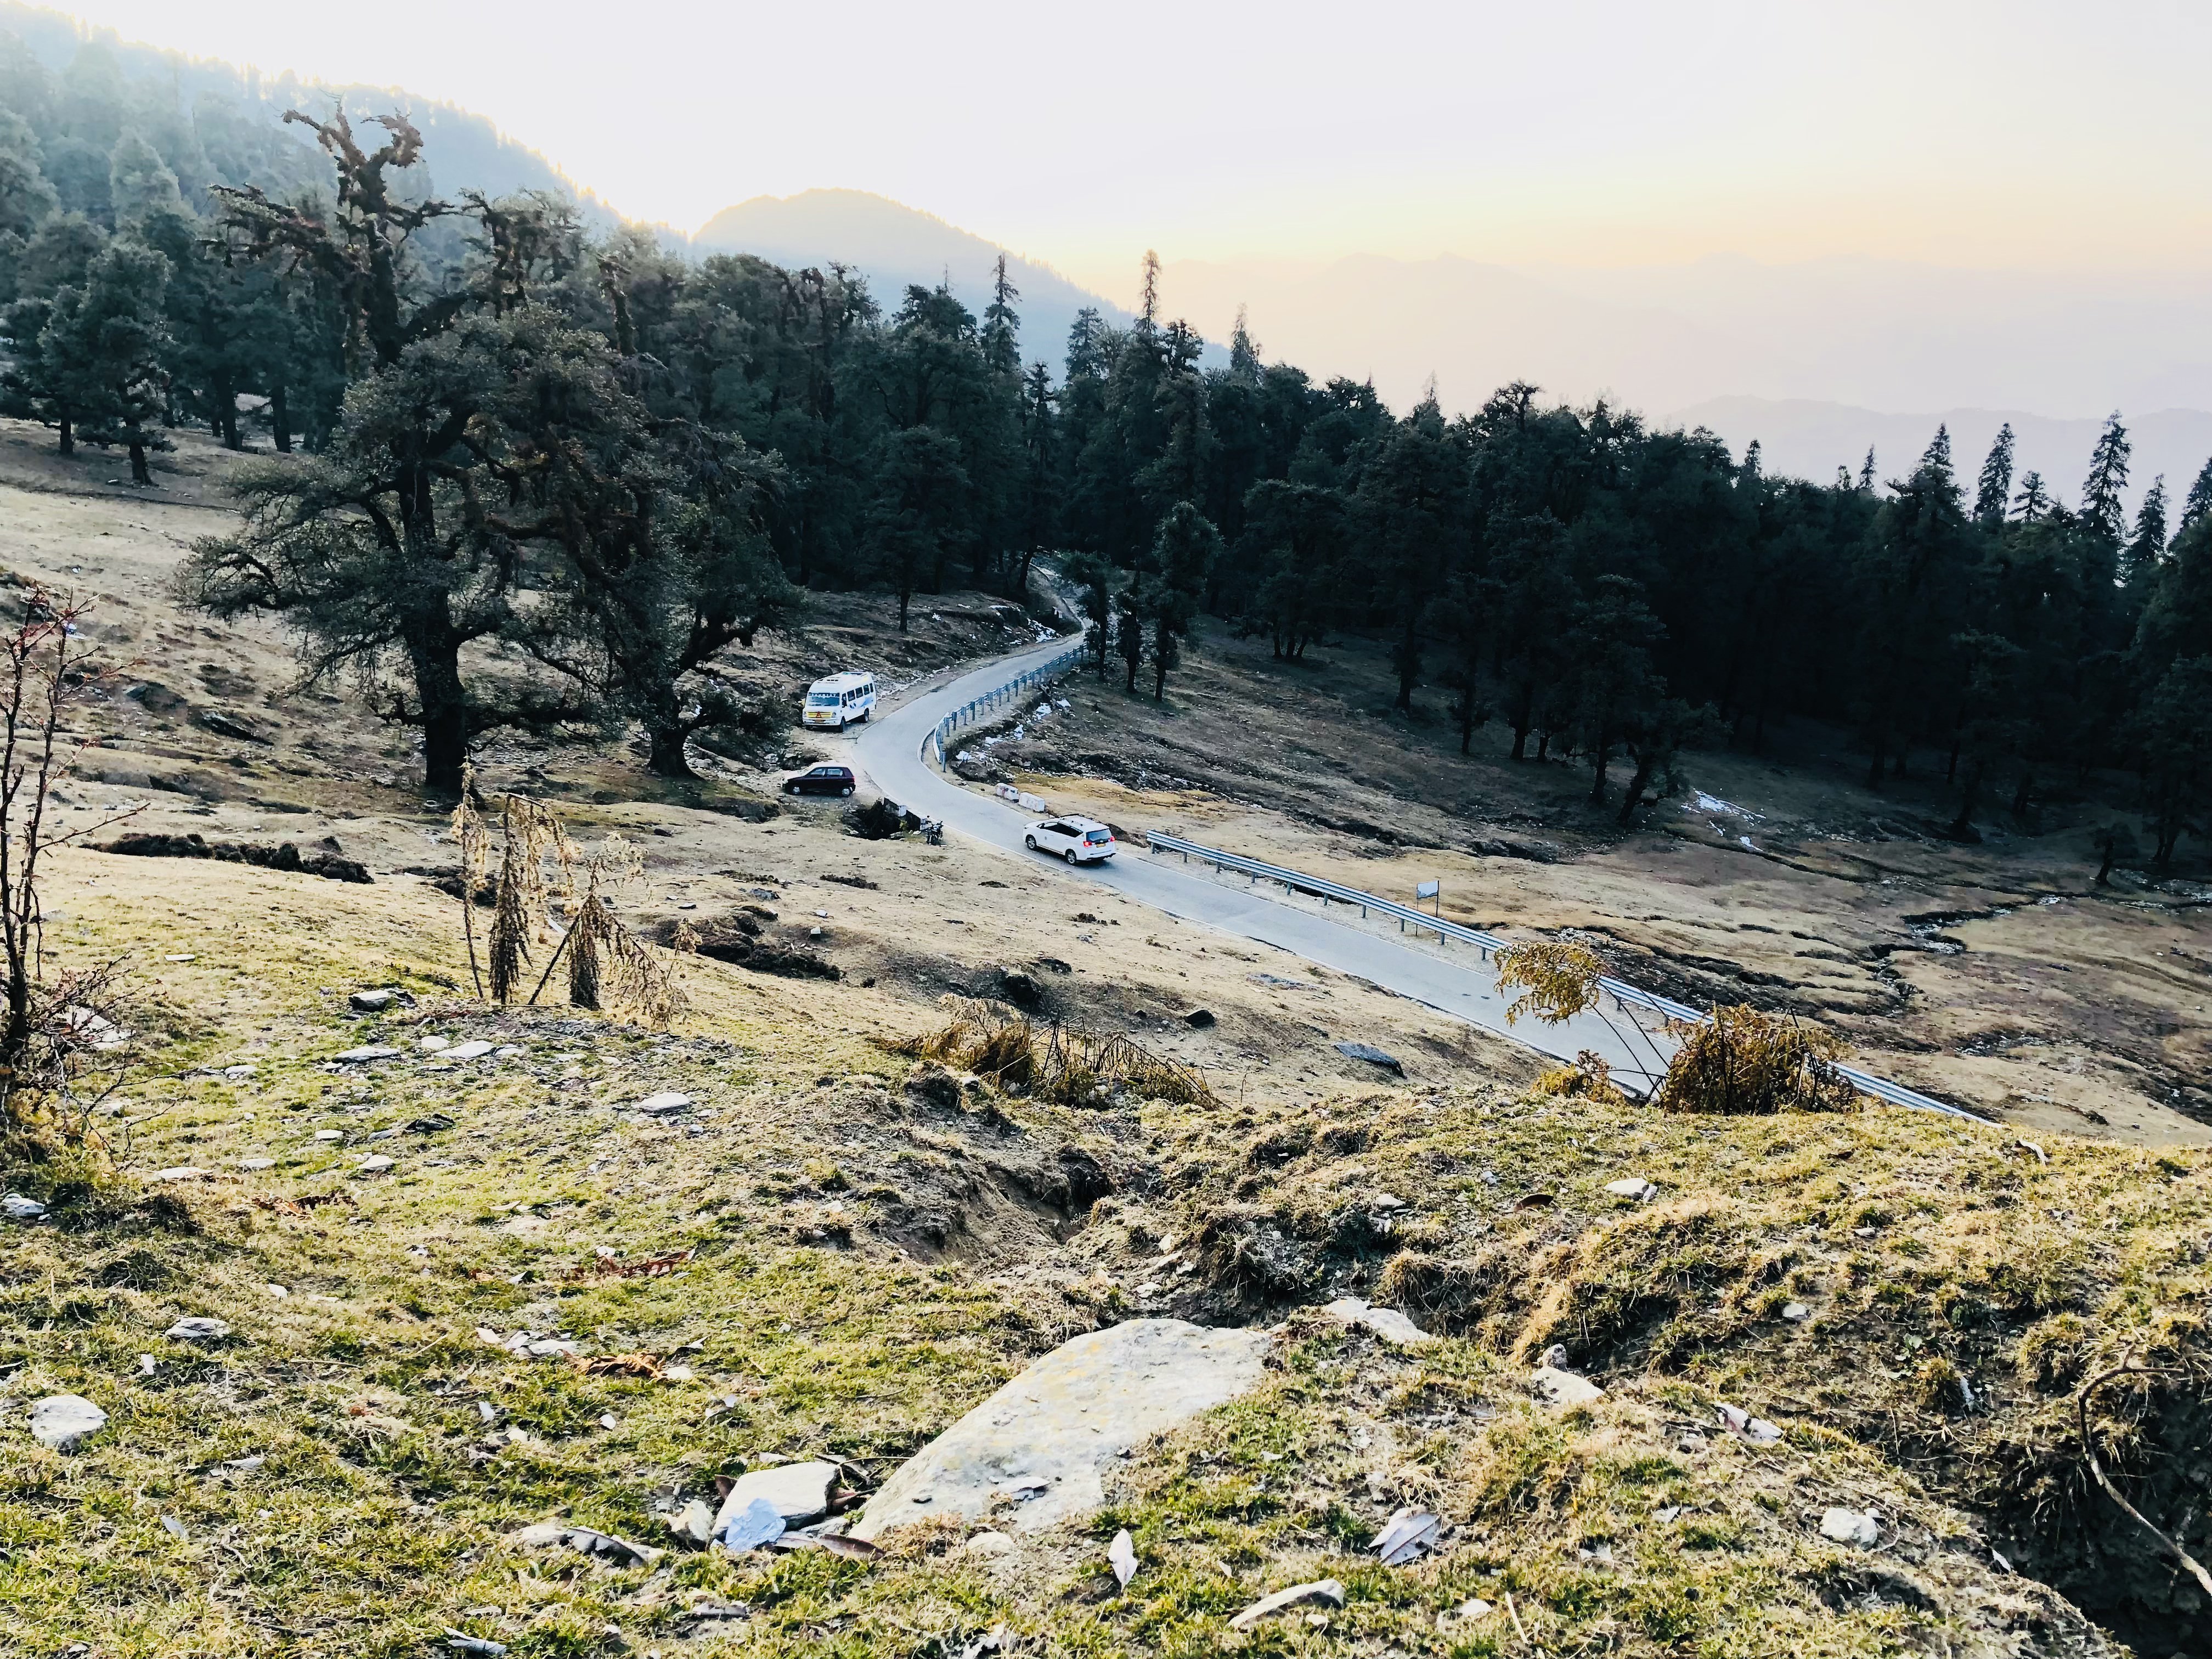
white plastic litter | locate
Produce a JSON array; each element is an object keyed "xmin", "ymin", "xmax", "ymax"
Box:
[
  {"xmin": 1819, "ymin": 1506, "xmax": 1880, "ymax": 1547},
  {"xmin": 1108, "ymin": 1527, "xmax": 1138, "ymax": 1588}
]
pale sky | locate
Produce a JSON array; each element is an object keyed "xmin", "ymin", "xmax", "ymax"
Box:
[{"xmin": 35, "ymin": 0, "xmax": 2212, "ymax": 301}]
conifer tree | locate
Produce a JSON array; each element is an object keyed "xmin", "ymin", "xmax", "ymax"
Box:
[
  {"xmin": 1974, "ymin": 422, "xmax": 2015, "ymax": 524},
  {"xmin": 2179, "ymin": 455, "xmax": 2212, "ymax": 537},
  {"xmin": 2081, "ymin": 411, "xmax": 2131, "ymax": 544}
]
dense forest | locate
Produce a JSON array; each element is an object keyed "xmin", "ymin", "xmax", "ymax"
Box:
[{"xmin": 2, "ymin": 32, "xmax": 2211, "ymax": 867}]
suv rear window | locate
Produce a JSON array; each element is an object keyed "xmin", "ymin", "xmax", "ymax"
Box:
[{"xmin": 1084, "ymin": 830, "xmax": 1111, "ymax": 843}]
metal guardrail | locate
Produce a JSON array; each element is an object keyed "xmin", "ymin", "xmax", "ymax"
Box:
[
  {"xmin": 1146, "ymin": 830, "xmax": 1991, "ymax": 1125},
  {"xmin": 931, "ymin": 637, "xmax": 1089, "ymax": 768}
]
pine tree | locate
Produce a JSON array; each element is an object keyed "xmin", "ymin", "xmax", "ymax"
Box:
[
  {"xmin": 1858, "ymin": 446, "xmax": 1877, "ymax": 492},
  {"xmin": 2179, "ymin": 455, "xmax": 2212, "ymax": 537},
  {"xmin": 981, "ymin": 253, "xmax": 1019, "ymax": 377},
  {"xmin": 1137, "ymin": 249, "xmax": 1160, "ymax": 336},
  {"xmin": 2124, "ymin": 476, "xmax": 2169, "ymax": 589},
  {"xmin": 40, "ymin": 238, "xmax": 172, "ymax": 483},
  {"xmin": 1229, "ymin": 305, "xmax": 1261, "ymax": 379},
  {"xmin": 2081, "ymin": 411, "xmax": 2131, "ymax": 543},
  {"xmin": 1973, "ymin": 422, "xmax": 2015, "ymax": 523},
  {"xmin": 106, "ymin": 131, "xmax": 179, "ymax": 225},
  {"xmin": 1740, "ymin": 438, "xmax": 1762, "ymax": 481},
  {"xmin": 2013, "ymin": 470, "xmax": 2051, "ymax": 522}
]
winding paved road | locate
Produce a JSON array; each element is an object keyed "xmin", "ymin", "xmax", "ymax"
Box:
[{"xmin": 850, "ymin": 637, "xmax": 1675, "ymax": 1087}]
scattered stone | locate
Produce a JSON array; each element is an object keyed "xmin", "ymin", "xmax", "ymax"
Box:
[
  {"xmin": 356, "ymin": 1155, "xmax": 395, "ymax": 1175},
  {"xmin": 495, "ymin": 1045, "xmax": 526, "ymax": 1057},
  {"xmin": 445, "ymin": 1040, "xmax": 495, "ymax": 1060},
  {"xmin": 852, "ymin": 1319, "xmax": 1272, "ymax": 1539},
  {"xmin": 1333, "ymin": 1041, "xmax": 1403, "ymax": 1074},
  {"xmin": 1782, "ymin": 1301, "xmax": 1812, "ymax": 1323},
  {"xmin": 718, "ymin": 1496, "xmax": 787, "ymax": 1555},
  {"xmin": 331, "ymin": 1045, "xmax": 400, "ymax": 1064},
  {"xmin": 238, "ymin": 1158, "xmax": 275, "ymax": 1171},
  {"xmin": 1604, "ymin": 1177, "xmax": 1658, "ymax": 1203},
  {"xmin": 149, "ymin": 1167, "xmax": 213, "ymax": 1183},
  {"xmin": 995, "ymin": 969, "xmax": 1045, "ymax": 1011},
  {"xmin": 1529, "ymin": 1365, "xmax": 1604, "ymax": 1408},
  {"xmin": 1182, "ymin": 1007, "xmax": 1215, "ymax": 1028},
  {"xmin": 712, "ymin": 1459, "xmax": 842, "ymax": 1539},
  {"xmin": 30, "ymin": 1393, "xmax": 106, "ymax": 1451},
  {"xmin": 963, "ymin": 1530, "xmax": 1017, "ymax": 1558},
  {"xmin": 634, "ymin": 1092, "xmax": 694, "ymax": 1116},
  {"xmin": 407, "ymin": 1114, "xmax": 456, "ymax": 1135},
  {"xmin": 904, "ymin": 1065, "xmax": 962, "ymax": 1110},
  {"xmin": 165, "ymin": 1316, "xmax": 232, "ymax": 1342},
  {"xmin": 1717, "ymin": 1402, "xmax": 1782, "ymax": 1444},
  {"xmin": 161, "ymin": 1514, "xmax": 188, "ymax": 1540},
  {"xmin": 3, "ymin": 1192, "xmax": 46, "ymax": 1220},
  {"xmin": 512, "ymin": 1522, "xmax": 665, "ymax": 1566},
  {"xmin": 1321, "ymin": 1297, "xmax": 1437, "ymax": 1347},
  {"xmin": 1229, "ymin": 1578, "xmax": 1345, "ymax": 1632},
  {"xmin": 419, "ymin": 1035, "xmax": 450, "ymax": 1051},
  {"xmin": 1374, "ymin": 1508, "xmax": 1440, "ymax": 1566},
  {"xmin": 444, "ymin": 1631, "xmax": 508, "ymax": 1655},
  {"xmin": 1820, "ymin": 1506, "xmax": 1881, "ymax": 1547},
  {"xmin": 264, "ymin": 1284, "xmax": 289, "ymax": 1298},
  {"xmin": 666, "ymin": 1499, "xmax": 718, "ymax": 1545},
  {"xmin": 1444, "ymin": 1598, "xmax": 1494, "ymax": 1626},
  {"xmin": 313, "ymin": 1130, "xmax": 343, "ymax": 1142},
  {"xmin": 348, "ymin": 988, "xmax": 413, "ymax": 1013},
  {"xmin": 1109, "ymin": 1527, "xmax": 1138, "ymax": 1589}
]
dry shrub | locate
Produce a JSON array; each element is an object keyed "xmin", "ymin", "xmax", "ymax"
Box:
[
  {"xmin": 882, "ymin": 998, "xmax": 1214, "ymax": 1108},
  {"xmin": 1534, "ymin": 1049, "xmax": 1628, "ymax": 1107},
  {"xmin": 1653, "ymin": 1004, "xmax": 1859, "ymax": 1115},
  {"xmin": 1496, "ymin": 939, "xmax": 1609, "ymax": 1025}
]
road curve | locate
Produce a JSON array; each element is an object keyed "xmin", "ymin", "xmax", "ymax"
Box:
[{"xmin": 850, "ymin": 636, "xmax": 1674, "ymax": 1086}]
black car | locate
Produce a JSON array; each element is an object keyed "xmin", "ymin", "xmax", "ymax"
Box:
[{"xmin": 784, "ymin": 765, "xmax": 856, "ymax": 798}]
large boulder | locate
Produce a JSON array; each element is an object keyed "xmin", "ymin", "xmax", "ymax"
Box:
[{"xmin": 851, "ymin": 1318, "xmax": 1272, "ymax": 1540}]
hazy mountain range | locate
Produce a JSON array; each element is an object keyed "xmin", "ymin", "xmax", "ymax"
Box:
[
  {"xmin": 13, "ymin": 2, "xmax": 2208, "ymax": 507},
  {"xmin": 693, "ymin": 190, "xmax": 1133, "ymax": 365}
]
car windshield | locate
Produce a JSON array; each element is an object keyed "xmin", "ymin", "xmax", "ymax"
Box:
[{"xmin": 807, "ymin": 692, "xmax": 838, "ymax": 706}]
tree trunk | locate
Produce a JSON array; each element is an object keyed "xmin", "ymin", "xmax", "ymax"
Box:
[
  {"xmin": 272, "ymin": 383, "xmax": 292, "ymax": 454},
  {"xmin": 1618, "ymin": 757, "xmax": 1658, "ymax": 825},
  {"xmin": 217, "ymin": 372, "xmax": 241, "ymax": 449},
  {"xmin": 646, "ymin": 721, "xmax": 696, "ymax": 780},
  {"xmin": 1588, "ymin": 741, "xmax": 1610, "ymax": 806},
  {"xmin": 897, "ymin": 586, "xmax": 911, "ymax": 632},
  {"xmin": 127, "ymin": 433, "xmax": 150, "ymax": 486},
  {"xmin": 56, "ymin": 409, "xmax": 72, "ymax": 457},
  {"xmin": 407, "ymin": 622, "xmax": 471, "ymax": 799}
]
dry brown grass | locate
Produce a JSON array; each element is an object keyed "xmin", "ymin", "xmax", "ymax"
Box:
[
  {"xmin": 1655, "ymin": 1003, "xmax": 1860, "ymax": 1116},
  {"xmin": 884, "ymin": 996, "xmax": 1217, "ymax": 1108}
]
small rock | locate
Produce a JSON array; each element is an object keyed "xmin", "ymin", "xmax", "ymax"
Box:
[
  {"xmin": 264, "ymin": 1284, "xmax": 289, "ymax": 1298},
  {"xmin": 963, "ymin": 1530, "xmax": 1017, "ymax": 1558},
  {"xmin": 348, "ymin": 989, "xmax": 411, "ymax": 1013},
  {"xmin": 444, "ymin": 1631, "xmax": 508, "ymax": 1656},
  {"xmin": 30, "ymin": 1393, "xmax": 106, "ymax": 1450},
  {"xmin": 1604, "ymin": 1177, "xmax": 1658, "ymax": 1203},
  {"xmin": 1333, "ymin": 1041, "xmax": 1403, "ymax": 1074},
  {"xmin": 332, "ymin": 1045, "xmax": 400, "ymax": 1063},
  {"xmin": 166, "ymin": 1316, "xmax": 232, "ymax": 1342},
  {"xmin": 1229, "ymin": 1578, "xmax": 1345, "ymax": 1632},
  {"xmin": 1321, "ymin": 1297, "xmax": 1437, "ymax": 1347},
  {"xmin": 149, "ymin": 1167, "xmax": 213, "ymax": 1183},
  {"xmin": 1781, "ymin": 1302, "xmax": 1812, "ymax": 1323},
  {"xmin": 1529, "ymin": 1365, "xmax": 1604, "ymax": 1408},
  {"xmin": 1374, "ymin": 1507, "xmax": 1440, "ymax": 1566},
  {"xmin": 667, "ymin": 1498, "xmax": 716, "ymax": 1545},
  {"xmin": 1820, "ymin": 1506, "xmax": 1881, "ymax": 1547},
  {"xmin": 495, "ymin": 1045, "xmax": 526, "ymax": 1058},
  {"xmin": 1183, "ymin": 1007, "xmax": 1216, "ymax": 1028},
  {"xmin": 407, "ymin": 1113, "xmax": 456, "ymax": 1134},
  {"xmin": 238, "ymin": 1158, "xmax": 276, "ymax": 1171},
  {"xmin": 634, "ymin": 1092, "xmax": 694, "ymax": 1116},
  {"xmin": 161, "ymin": 1514, "xmax": 188, "ymax": 1540},
  {"xmin": 1717, "ymin": 1402, "xmax": 1782, "ymax": 1444},
  {"xmin": 712, "ymin": 1459, "xmax": 841, "ymax": 1538},
  {"xmin": 419, "ymin": 1035, "xmax": 450, "ymax": 1051},
  {"xmin": 356, "ymin": 1155, "xmax": 395, "ymax": 1174},
  {"xmin": 3, "ymin": 1192, "xmax": 46, "ymax": 1220},
  {"xmin": 1108, "ymin": 1527, "xmax": 1138, "ymax": 1588},
  {"xmin": 1444, "ymin": 1598, "xmax": 1494, "ymax": 1625},
  {"xmin": 445, "ymin": 1040, "xmax": 495, "ymax": 1060},
  {"xmin": 718, "ymin": 1496, "xmax": 787, "ymax": 1554},
  {"xmin": 313, "ymin": 1129, "xmax": 343, "ymax": 1142}
]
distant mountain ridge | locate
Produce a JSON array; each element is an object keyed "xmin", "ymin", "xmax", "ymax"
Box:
[{"xmin": 695, "ymin": 189, "xmax": 1132, "ymax": 369}]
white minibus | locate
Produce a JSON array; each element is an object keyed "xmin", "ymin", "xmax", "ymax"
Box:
[{"xmin": 802, "ymin": 672, "xmax": 877, "ymax": 730}]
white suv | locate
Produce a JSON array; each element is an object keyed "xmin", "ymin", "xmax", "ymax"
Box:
[{"xmin": 1024, "ymin": 816, "xmax": 1118, "ymax": 865}]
